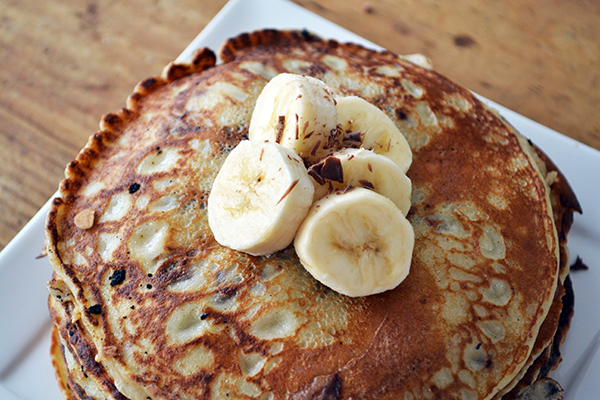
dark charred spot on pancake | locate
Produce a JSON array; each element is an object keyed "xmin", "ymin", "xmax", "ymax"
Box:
[
  {"xmin": 396, "ymin": 109, "xmax": 408, "ymax": 120},
  {"xmin": 570, "ymin": 256, "xmax": 588, "ymax": 271},
  {"xmin": 239, "ymin": 32, "xmax": 252, "ymax": 48},
  {"xmin": 219, "ymin": 45, "xmax": 235, "ymax": 63},
  {"xmin": 303, "ymin": 62, "xmax": 329, "ymax": 77},
  {"xmin": 289, "ymin": 29, "xmax": 323, "ymax": 45},
  {"xmin": 547, "ymin": 382, "xmax": 560, "ymax": 395},
  {"xmin": 109, "ymin": 268, "xmax": 126, "ymax": 287},
  {"xmin": 216, "ymin": 284, "xmax": 238, "ymax": 299},
  {"xmin": 128, "ymin": 182, "xmax": 141, "ymax": 194},
  {"xmin": 88, "ymin": 304, "xmax": 102, "ymax": 315},
  {"xmin": 191, "ymin": 47, "xmax": 217, "ymax": 70},
  {"xmin": 301, "ymin": 29, "xmax": 312, "ymax": 41},
  {"xmin": 213, "ymin": 126, "xmax": 246, "ymax": 151},
  {"xmin": 66, "ymin": 160, "xmax": 80, "ymax": 176},
  {"xmin": 425, "ymin": 217, "xmax": 442, "ymax": 229},
  {"xmin": 163, "ymin": 63, "xmax": 191, "ymax": 82},
  {"xmin": 127, "ymin": 91, "xmax": 144, "ymax": 105},
  {"xmin": 90, "ymin": 132, "xmax": 103, "ymax": 146},
  {"xmin": 321, "ymin": 373, "xmax": 342, "ymax": 400},
  {"xmin": 102, "ymin": 113, "xmax": 121, "ymax": 126},
  {"xmin": 264, "ymin": 28, "xmax": 281, "ymax": 43},
  {"xmin": 168, "ymin": 122, "xmax": 201, "ymax": 137},
  {"xmin": 139, "ymin": 77, "xmax": 159, "ymax": 92}
]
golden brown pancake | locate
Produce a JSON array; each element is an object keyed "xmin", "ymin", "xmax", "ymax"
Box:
[{"xmin": 46, "ymin": 30, "xmax": 580, "ymax": 399}]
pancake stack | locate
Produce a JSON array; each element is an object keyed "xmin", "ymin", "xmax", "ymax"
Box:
[{"xmin": 46, "ymin": 30, "xmax": 580, "ymax": 399}]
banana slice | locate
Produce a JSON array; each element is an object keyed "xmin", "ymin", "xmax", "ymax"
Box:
[
  {"xmin": 336, "ymin": 96, "xmax": 412, "ymax": 173},
  {"xmin": 294, "ymin": 188, "xmax": 414, "ymax": 297},
  {"xmin": 309, "ymin": 148, "xmax": 412, "ymax": 215},
  {"xmin": 248, "ymin": 73, "xmax": 340, "ymax": 162},
  {"xmin": 208, "ymin": 140, "xmax": 314, "ymax": 256}
]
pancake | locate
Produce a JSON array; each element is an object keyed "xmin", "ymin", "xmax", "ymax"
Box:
[{"xmin": 46, "ymin": 30, "xmax": 580, "ymax": 399}]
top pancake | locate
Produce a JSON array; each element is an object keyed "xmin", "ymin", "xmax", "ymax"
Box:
[{"xmin": 46, "ymin": 30, "xmax": 562, "ymax": 399}]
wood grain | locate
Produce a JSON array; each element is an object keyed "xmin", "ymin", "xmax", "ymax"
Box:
[{"xmin": 0, "ymin": 0, "xmax": 598, "ymax": 250}]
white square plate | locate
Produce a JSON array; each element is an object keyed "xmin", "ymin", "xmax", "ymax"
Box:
[{"xmin": 1, "ymin": 0, "xmax": 598, "ymax": 398}]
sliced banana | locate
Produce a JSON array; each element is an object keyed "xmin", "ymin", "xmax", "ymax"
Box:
[
  {"xmin": 248, "ymin": 73, "xmax": 340, "ymax": 163},
  {"xmin": 336, "ymin": 96, "xmax": 412, "ymax": 173},
  {"xmin": 309, "ymin": 148, "xmax": 412, "ymax": 216},
  {"xmin": 294, "ymin": 188, "xmax": 414, "ymax": 297},
  {"xmin": 208, "ymin": 140, "xmax": 314, "ymax": 256}
]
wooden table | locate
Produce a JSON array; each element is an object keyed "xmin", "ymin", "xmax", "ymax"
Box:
[{"xmin": 1, "ymin": 0, "xmax": 598, "ymax": 250}]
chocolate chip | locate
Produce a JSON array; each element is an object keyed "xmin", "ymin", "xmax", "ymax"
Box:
[
  {"xmin": 343, "ymin": 131, "xmax": 363, "ymax": 145},
  {"xmin": 325, "ymin": 127, "xmax": 341, "ymax": 149},
  {"xmin": 307, "ymin": 163, "xmax": 325, "ymax": 185},
  {"xmin": 359, "ymin": 180, "xmax": 375, "ymax": 189},
  {"xmin": 275, "ymin": 115, "xmax": 285, "ymax": 144},
  {"xmin": 341, "ymin": 185, "xmax": 355, "ymax": 194}
]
